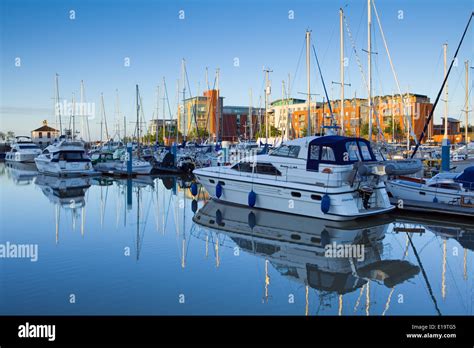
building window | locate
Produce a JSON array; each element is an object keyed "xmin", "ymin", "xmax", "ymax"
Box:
[
  {"xmin": 39, "ymin": 132, "xmax": 42, "ymax": 138},
  {"xmin": 47, "ymin": 132, "xmax": 51, "ymax": 138}
]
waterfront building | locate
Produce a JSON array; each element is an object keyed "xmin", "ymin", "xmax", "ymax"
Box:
[
  {"xmin": 31, "ymin": 120, "xmax": 60, "ymax": 148},
  {"xmin": 279, "ymin": 93, "xmax": 436, "ymax": 143}
]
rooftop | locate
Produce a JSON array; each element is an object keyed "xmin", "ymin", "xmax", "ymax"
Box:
[{"xmin": 32, "ymin": 125, "xmax": 59, "ymax": 132}]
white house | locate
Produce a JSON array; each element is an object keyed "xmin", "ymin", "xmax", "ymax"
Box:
[{"xmin": 31, "ymin": 121, "xmax": 60, "ymax": 148}]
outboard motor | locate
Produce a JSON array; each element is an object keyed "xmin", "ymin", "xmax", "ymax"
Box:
[{"xmin": 358, "ymin": 185, "xmax": 374, "ymax": 209}]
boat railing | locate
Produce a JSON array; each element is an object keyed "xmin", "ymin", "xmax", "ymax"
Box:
[{"xmin": 456, "ymin": 179, "xmax": 474, "ymax": 192}]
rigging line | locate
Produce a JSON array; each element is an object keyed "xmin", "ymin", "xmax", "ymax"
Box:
[
  {"xmin": 344, "ymin": 15, "xmax": 368, "ymax": 92},
  {"xmin": 347, "ymin": 1, "xmax": 366, "ymax": 64},
  {"xmin": 372, "ymin": 0, "xmax": 417, "ymax": 144},
  {"xmin": 321, "ymin": 17, "xmax": 338, "ymax": 65},
  {"xmin": 412, "ymin": 12, "xmax": 474, "ymax": 158},
  {"xmin": 312, "ymin": 44, "xmax": 334, "ymax": 119},
  {"xmin": 289, "ymin": 36, "xmax": 306, "ymax": 98},
  {"xmin": 184, "ymin": 63, "xmax": 200, "ymax": 136},
  {"xmin": 428, "ymin": 48, "xmax": 444, "ymax": 100},
  {"xmin": 344, "ymin": 9, "xmax": 388, "ymax": 143},
  {"xmin": 163, "ymin": 78, "xmax": 175, "ymax": 140},
  {"xmin": 407, "ymin": 233, "xmax": 442, "ymax": 315}
]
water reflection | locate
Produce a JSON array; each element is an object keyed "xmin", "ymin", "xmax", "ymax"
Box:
[
  {"xmin": 0, "ymin": 163, "xmax": 472, "ymax": 315},
  {"xmin": 193, "ymin": 200, "xmax": 420, "ymax": 314},
  {"xmin": 5, "ymin": 162, "xmax": 37, "ymax": 184}
]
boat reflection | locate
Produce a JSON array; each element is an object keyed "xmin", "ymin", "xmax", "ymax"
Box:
[
  {"xmin": 393, "ymin": 212, "xmax": 474, "ymax": 252},
  {"xmin": 193, "ymin": 200, "xmax": 420, "ymax": 298},
  {"xmin": 5, "ymin": 162, "xmax": 37, "ymax": 184},
  {"xmin": 35, "ymin": 174, "xmax": 91, "ymax": 207},
  {"xmin": 35, "ymin": 175, "xmax": 91, "ymax": 243}
]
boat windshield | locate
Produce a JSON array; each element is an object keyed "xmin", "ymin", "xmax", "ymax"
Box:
[
  {"xmin": 270, "ymin": 145, "xmax": 300, "ymax": 158},
  {"xmin": 53, "ymin": 151, "xmax": 88, "ymax": 162},
  {"xmin": 19, "ymin": 144, "xmax": 39, "ymax": 149},
  {"xmin": 345, "ymin": 141, "xmax": 361, "ymax": 161},
  {"xmin": 359, "ymin": 142, "xmax": 372, "ymax": 160}
]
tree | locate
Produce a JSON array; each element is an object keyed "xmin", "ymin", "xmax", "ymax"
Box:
[
  {"xmin": 255, "ymin": 125, "xmax": 281, "ymax": 138},
  {"xmin": 299, "ymin": 127, "xmax": 308, "ymax": 138},
  {"xmin": 384, "ymin": 118, "xmax": 403, "ymax": 142},
  {"xmin": 187, "ymin": 128, "xmax": 209, "ymax": 140},
  {"xmin": 0, "ymin": 131, "xmax": 5, "ymax": 141},
  {"xmin": 6, "ymin": 131, "xmax": 15, "ymax": 140},
  {"xmin": 360, "ymin": 122, "xmax": 379, "ymax": 139}
]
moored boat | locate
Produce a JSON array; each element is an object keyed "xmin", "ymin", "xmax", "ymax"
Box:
[
  {"xmin": 5, "ymin": 136, "xmax": 42, "ymax": 163},
  {"xmin": 34, "ymin": 136, "xmax": 95, "ymax": 176},
  {"xmin": 194, "ymin": 135, "xmax": 403, "ymax": 221},
  {"xmin": 386, "ymin": 166, "xmax": 474, "ymax": 216}
]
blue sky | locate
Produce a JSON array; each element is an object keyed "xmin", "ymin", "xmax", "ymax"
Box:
[{"xmin": 1, "ymin": 0, "xmax": 473, "ymax": 139}]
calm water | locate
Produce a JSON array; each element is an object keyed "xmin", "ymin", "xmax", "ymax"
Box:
[{"xmin": 0, "ymin": 162, "xmax": 472, "ymax": 316}]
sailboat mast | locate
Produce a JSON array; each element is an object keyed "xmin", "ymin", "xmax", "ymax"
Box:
[
  {"xmin": 286, "ymin": 73, "xmax": 293, "ymax": 140},
  {"xmin": 162, "ymin": 76, "xmax": 166, "ymax": 144},
  {"xmin": 136, "ymin": 84, "xmax": 140, "ymax": 156},
  {"xmin": 216, "ymin": 68, "xmax": 220, "ymax": 142},
  {"xmin": 80, "ymin": 81, "xmax": 84, "ymax": 140},
  {"xmin": 340, "ymin": 8, "xmax": 345, "ymax": 135},
  {"xmin": 367, "ymin": 0, "xmax": 373, "ymax": 141},
  {"xmin": 465, "ymin": 60, "xmax": 470, "ymax": 144},
  {"xmin": 156, "ymin": 85, "xmax": 160, "ymax": 144},
  {"xmin": 100, "ymin": 93, "xmax": 104, "ymax": 144},
  {"xmin": 306, "ymin": 30, "xmax": 312, "ymax": 135},
  {"xmin": 115, "ymin": 89, "xmax": 121, "ymax": 141},
  {"xmin": 249, "ymin": 88, "xmax": 253, "ymax": 140},
  {"xmin": 72, "ymin": 93, "xmax": 75, "ymax": 139},
  {"xmin": 264, "ymin": 68, "xmax": 272, "ymax": 143},
  {"xmin": 281, "ymin": 80, "xmax": 286, "ymax": 139},
  {"xmin": 176, "ymin": 79, "xmax": 180, "ymax": 142},
  {"xmin": 181, "ymin": 59, "xmax": 187, "ymax": 142},
  {"xmin": 443, "ymin": 43, "xmax": 448, "ymax": 139},
  {"xmin": 55, "ymin": 73, "xmax": 62, "ymax": 135}
]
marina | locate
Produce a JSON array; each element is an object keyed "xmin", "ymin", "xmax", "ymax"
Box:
[
  {"xmin": 0, "ymin": 1, "xmax": 473, "ymax": 344},
  {"xmin": 0, "ymin": 162, "xmax": 473, "ymax": 315}
]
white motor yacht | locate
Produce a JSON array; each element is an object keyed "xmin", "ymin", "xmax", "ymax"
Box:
[
  {"xmin": 5, "ymin": 136, "xmax": 42, "ymax": 163},
  {"xmin": 194, "ymin": 135, "xmax": 403, "ymax": 221},
  {"xmin": 34, "ymin": 136, "xmax": 95, "ymax": 176}
]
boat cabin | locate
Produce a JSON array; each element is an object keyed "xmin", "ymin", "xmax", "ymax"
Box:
[{"xmin": 306, "ymin": 136, "xmax": 376, "ymax": 171}]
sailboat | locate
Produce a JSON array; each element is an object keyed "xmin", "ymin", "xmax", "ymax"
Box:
[
  {"xmin": 386, "ymin": 12, "xmax": 474, "ymax": 217},
  {"xmin": 94, "ymin": 85, "xmax": 152, "ymax": 175}
]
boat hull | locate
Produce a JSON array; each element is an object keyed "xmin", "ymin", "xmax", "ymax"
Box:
[
  {"xmin": 34, "ymin": 157, "xmax": 95, "ymax": 176},
  {"xmin": 113, "ymin": 161, "xmax": 153, "ymax": 175},
  {"xmin": 5, "ymin": 152, "xmax": 38, "ymax": 163},
  {"xmin": 387, "ymin": 180, "xmax": 474, "ymax": 216},
  {"xmin": 194, "ymin": 169, "xmax": 394, "ymax": 221}
]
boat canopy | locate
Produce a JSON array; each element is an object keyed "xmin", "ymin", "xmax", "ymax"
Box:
[
  {"xmin": 455, "ymin": 166, "xmax": 474, "ymax": 190},
  {"xmin": 306, "ymin": 136, "xmax": 376, "ymax": 171}
]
